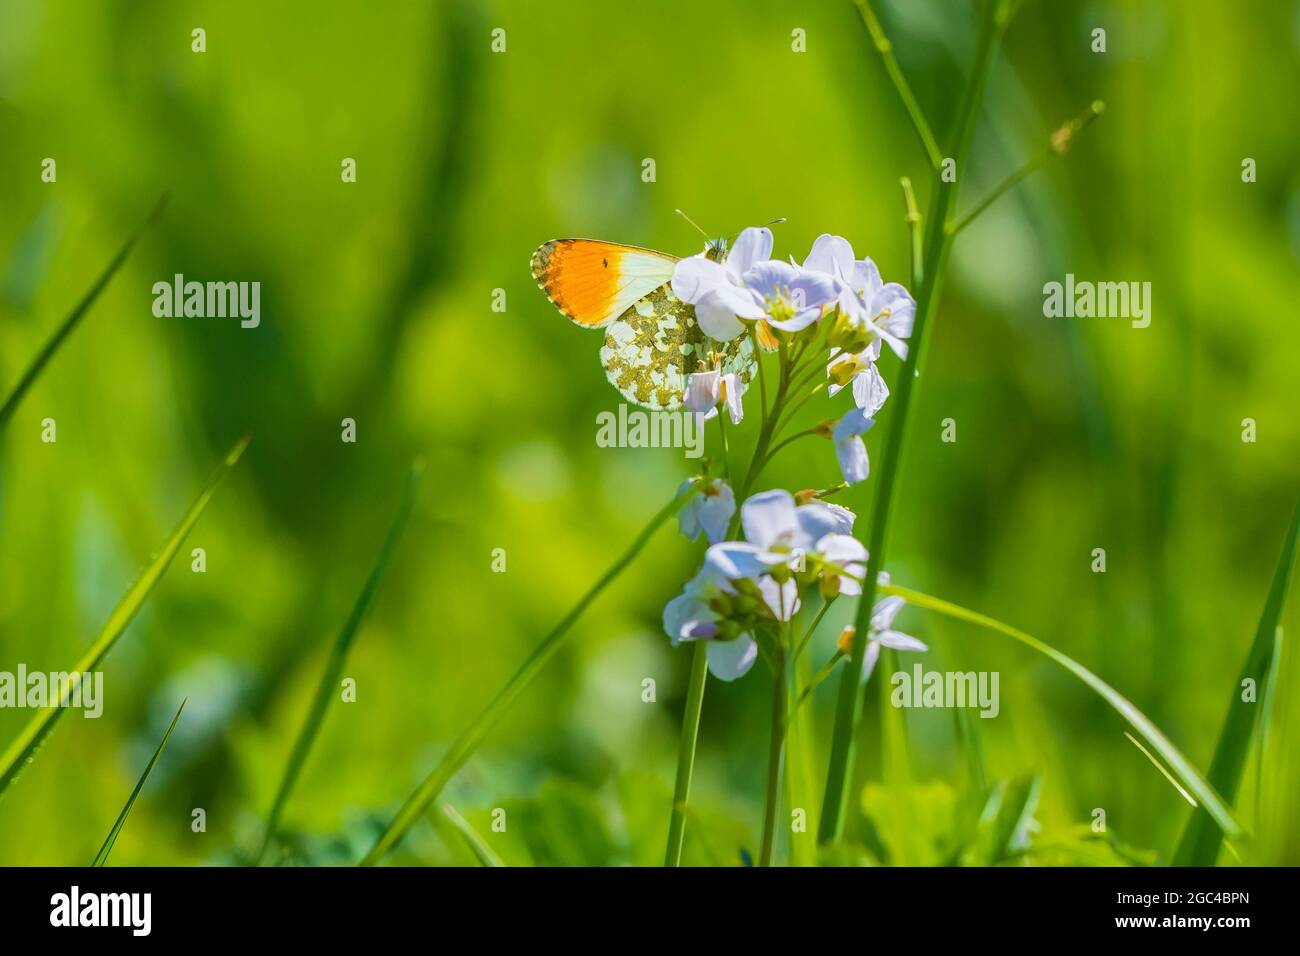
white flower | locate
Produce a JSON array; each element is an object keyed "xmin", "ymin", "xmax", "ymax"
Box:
[
  {"xmin": 832, "ymin": 408, "xmax": 874, "ymax": 485},
  {"xmin": 671, "ymin": 227, "xmax": 773, "ymax": 341},
  {"xmin": 803, "ymin": 234, "xmax": 914, "ymax": 360},
  {"xmin": 678, "ymin": 478, "xmax": 734, "ymax": 545},
  {"xmin": 661, "ymin": 572, "xmax": 758, "ymax": 682},
  {"xmin": 814, "ymin": 533, "xmax": 868, "ymax": 596},
  {"xmin": 827, "ymin": 345, "xmax": 890, "ymax": 416},
  {"xmin": 683, "ymin": 369, "xmax": 745, "ymax": 424},
  {"xmin": 837, "ymin": 595, "xmax": 927, "ymax": 683}
]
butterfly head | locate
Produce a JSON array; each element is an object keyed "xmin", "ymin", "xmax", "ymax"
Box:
[{"xmin": 704, "ymin": 237, "xmax": 729, "ymax": 263}]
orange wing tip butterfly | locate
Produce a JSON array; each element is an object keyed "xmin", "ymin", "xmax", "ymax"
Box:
[{"xmin": 531, "ymin": 235, "xmax": 755, "ymax": 411}]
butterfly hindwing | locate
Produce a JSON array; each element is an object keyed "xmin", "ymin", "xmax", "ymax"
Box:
[
  {"xmin": 600, "ymin": 284, "xmax": 756, "ymax": 411},
  {"xmin": 531, "ymin": 239, "xmax": 677, "ymax": 328}
]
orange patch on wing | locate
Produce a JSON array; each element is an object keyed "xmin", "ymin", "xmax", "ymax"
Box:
[{"xmin": 531, "ymin": 240, "xmax": 627, "ymax": 328}]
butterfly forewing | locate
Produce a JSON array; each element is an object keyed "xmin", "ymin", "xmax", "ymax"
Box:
[
  {"xmin": 531, "ymin": 239, "xmax": 677, "ymax": 328},
  {"xmin": 533, "ymin": 237, "xmax": 756, "ymax": 411}
]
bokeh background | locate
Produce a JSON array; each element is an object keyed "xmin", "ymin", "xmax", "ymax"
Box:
[{"xmin": 0, "ymin": 0, "xmax": 1297, "ymax": 866}]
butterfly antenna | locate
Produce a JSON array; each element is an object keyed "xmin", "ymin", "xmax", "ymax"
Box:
[
  {"xmin": 675, "ymin": 208, "xmax": 711, "ymax": 241},
  {"xmin": 764, "ymin": 217, "xmax": 787, "ymax": 227}
]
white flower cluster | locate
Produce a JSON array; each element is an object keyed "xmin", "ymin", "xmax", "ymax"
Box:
[{"xmin": 676, "ymin": 227, "xmax": 915, "ymax": 484}]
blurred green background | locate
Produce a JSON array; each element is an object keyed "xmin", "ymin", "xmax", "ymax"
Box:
[{"xmin": 0, "ymin": 0, "xmax": 1297, "ymax": 866}]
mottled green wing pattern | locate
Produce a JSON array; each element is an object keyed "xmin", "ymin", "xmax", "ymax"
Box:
[{"xmin": 599, "ymin": 284, "xmax": 756, "ymax": 411}]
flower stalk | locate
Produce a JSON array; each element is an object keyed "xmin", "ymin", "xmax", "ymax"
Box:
[{"xmin": 818, "ymin": 0, "xmax": 1005, "ymax": 845}]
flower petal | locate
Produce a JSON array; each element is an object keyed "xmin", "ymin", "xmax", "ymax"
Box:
[
  {"xmin": 876, "ymin": 629, "xmax": 927, "ymax": 653},
  {"xmin": 683, "ymin": 370, "xmax": 721, "ymax": 414},
  {"xmin": 671, "ymin": 255, "xmax": 727, "ymax": 305},
  {"xmin": 725, "ymin": 227, "xmax": 773, "ymax": 275},
  {"xmin": 702, "ymin": 541, "xmax": 779, "ymax": 584},
  {"xmin": 860, "ymin": 640, "xmax": 882, "ymax": 683},
  {"xmin": 740, "ymin": 489, "xmax": 798, "ymax": 549},
  {"xmin": 721, "ymin": 373, "xmax": 745, "ymax": 425},
  {"xmin": 870, "ymin": 594, "xmax": 906, "ymax": 631},
  {"xmin": 851, "ymin": 362, "xmax": 890, "ymax": 417},
  {"xmin": 835, "ymin": 434, "xmax": 870, "ymax": 485},
  {"xmin": 803, "ymin": 234, "xmax": 856, "ymax": 277},
  {"xmin": 758, "ymin": 575, "xmax": 800, "ymax": 621},
  {"xmin": 694, "ymin": 297, "xmax": 746, "ymax": 341},
  {"xmin": 708, "ymin": 635, "xmax": 758, "ymax": 681}
]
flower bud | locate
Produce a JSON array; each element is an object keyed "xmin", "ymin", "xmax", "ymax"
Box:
[{"xmin": 836, "ymin": 625, "xmax": 856, "ymax": 655}]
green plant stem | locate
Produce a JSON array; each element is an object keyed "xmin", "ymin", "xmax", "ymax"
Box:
[
  {"xmin": 900, "ymin": 176, "xmax": 924, "ymax": 290},
  {"xmin": 855, "ymin": 0, "xmax": 943, "ymax": 170},
  {"xmin": 818, "ymin": 0, "xmax": 1003, "ymax": 846},
  {"xmin": 362, "ymin": 483, "xmax": 698, "ymax": 865},
  {"xmin": 951, "ymin": 100, "xmax": 1104, "ymax": 236},
  {"xmin": 717, "ymin": 412, "xmax": 732, "ymax": 482},
  {"xmin": 666, "ymin": 345, "xmax": 794, "ymax": 864},
  {"xmin": 664, "ymin": 640, "xmax": 710, "ymax": 866},
  {"xmin": 758, "ymin": 641, "xmax": 788, "ymax": 866}
]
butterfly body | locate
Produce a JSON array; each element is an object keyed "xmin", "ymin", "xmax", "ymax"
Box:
[{"xmin": 532, "ymin": 237, "xmax": 753, "ymax": 411}]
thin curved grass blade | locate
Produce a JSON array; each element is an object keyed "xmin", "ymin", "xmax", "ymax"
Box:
[
  {"xmin": 254, "ymin": 463, "xmax": 420, "ymax": 865},
  {"xmin": 881, "ymin": 582, "xmax": 1243, "ymax": 842},
  {"xmin": 0, "ymin": 435, "xmax": 248, "ymax": 798},
  {"xmin": 92, "ymin": 699, "xmax": 186, "ymax": 866},
  {"xmin": 1124, "ymin": 731, "xmax": 1196, "ymax": 807},
  {"xmin": 0, "ymin": 195, "xmax": 168, "ymax": 435},
  {"xmin": 441, "ymin": 804, "xmax": 505, "ymax": 867},
  {"xmin": 1173, "ymin": 498, "xmax": 1300, "ymax": 865}
]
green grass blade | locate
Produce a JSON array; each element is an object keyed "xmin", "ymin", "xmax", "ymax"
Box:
[
  {"xmin": 361, "ymin": 484, "xmax": 697, "ymax": 866},
  {"xmin": 92, "ymin": 699, "xmax": 186, "ymax": 866},
  {"xmin": 254, "ymin": 463, "xmax": 420, "ymax": 865},
  {"xmin": 440, "ymin": 804, "xmax": 505, "ymax": 867},
  {"xmin": 1124, "ymin": 731, "xmax": 1196, "ymax": 807},
  {"xmin": 0, "ymin": 195, "xmax": 168, "ymax": 435},
  {"xmin": 0, "ymin": 434, "xmax": 248, "ymax": 798},
  {"xmin": 882, "ymin": 582, "xmax": 1244, "ymax": 842},
  {"xmin": 1173, "ymin": 498, "xmax": 1300, "ymax": 865}
]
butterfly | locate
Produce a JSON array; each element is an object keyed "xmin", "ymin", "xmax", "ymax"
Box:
[{"xmin": 531, "ymin": 236, "xmax": 759, "ymax": 411}]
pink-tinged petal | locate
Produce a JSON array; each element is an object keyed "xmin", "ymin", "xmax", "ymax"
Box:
[
  {"xmin": 725, "ymin": 227, "xmax": 773, "ymax": 275},
  {"xmin": 708, "ymin": 635, "xmax": 758, "ymax": 681},
  {"xmin": 740, "ymin": 489, "xmax": 798, "ymax": 549}
]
